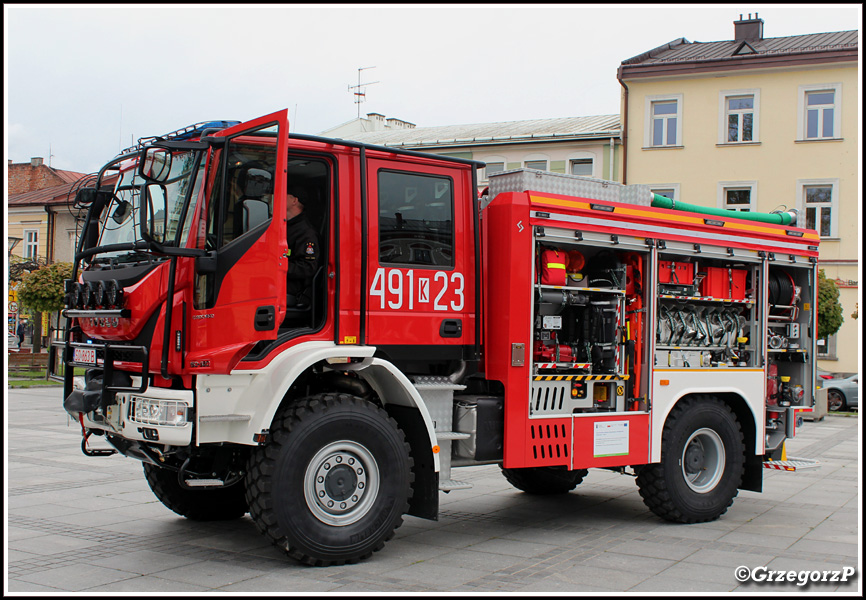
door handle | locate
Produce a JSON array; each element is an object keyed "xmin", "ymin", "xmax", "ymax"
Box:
[
  {"xmin": 440, "ymin": 319, "xmax": 462, "ymax": 338},
  {"xmin": 255, "ymin": 306, "xmax": 275, "ymax": 331}
]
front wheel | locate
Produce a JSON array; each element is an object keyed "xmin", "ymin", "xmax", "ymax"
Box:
[
  {"xmin": 636, "ymin": 396, "xmax": 745, "ymax": 523},
  {"xmin": 245, "ymin": 393, "xmax": 413, "ymax": 566}
]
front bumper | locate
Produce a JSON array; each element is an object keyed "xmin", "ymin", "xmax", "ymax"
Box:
[{"xmin": 69, "ymin": 383, "xmax": 194, "ymax": 447}]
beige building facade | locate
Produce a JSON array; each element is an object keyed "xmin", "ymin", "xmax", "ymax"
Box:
[{"xmin": 618, "ymin": 16, "xmax": 859, "ymax": 373}]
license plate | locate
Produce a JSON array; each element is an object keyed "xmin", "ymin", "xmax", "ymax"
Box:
[{"xmin": 73, "ymin": 347, "xmax": 97, "ymax": 365}]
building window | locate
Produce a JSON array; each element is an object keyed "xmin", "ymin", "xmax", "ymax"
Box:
[
  {"xmin": 718, "ymin": 182, "xmax": 756, "ymax": 212},
  {"xmin": 23, "ymin": 229, "xmax": 39, "ymax": 259},
  {"xmin": 797, "ymin": 179, "xmax": 838, "ymax": 238},
  {"xmin": 806, "ymin": 91, "xmax": 835, "ymax": 139},
  {"xmin": 525, "ymin": 160, "xmax": 547, "ymax": 171},
  {"xmin": 720, "ymin": 90, "xmax": 759, "ymax": 143},
  {"xmin": 650, "ymin": 184, "xmax": 680, "ymax": 202},
  {"xmin": 652, "ymin": 102, "xmax": 677, "ymax": 146},
  {"xmin": 798, "ymin": 83, "xmax": 842, "ymax": 140},
  {"xmin": 644, "ymin": 94, "xmax": 683, "ymax": 148},
  {"xmin": 817, "ymin": 332, "xmax": 837, "ymax": 360},
  {"xmin": 484, "ymin": 162, "xmax": 504, "ymax": 180},
  {"xmin": 804, "ymin": 186, "xmax": 833, "ymax": 237},
  {"xmin": 570, "ymin": 159, "xmax": 593, "ymax": 177},
  {"xmin": 651, "ymin": 187, "xmax": 677, "ymax": 201},
  {"xmin": 725, "ymin": 189, "xmax": 752, "ymax": 211}
]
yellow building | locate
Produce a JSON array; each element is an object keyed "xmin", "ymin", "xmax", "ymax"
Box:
[{"xmin": 618, "ymin": 15, "xmax": 859, "ymax": 373}]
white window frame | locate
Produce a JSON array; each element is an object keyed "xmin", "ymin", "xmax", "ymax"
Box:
[
  {"xmin": 523, "ymin": 153, "xmax": 549, "ymax": 172},
  {"xmin": 718, "ymin": 89, "xmax": 760, "ymax": 144},
  {"xmin": 649, "ymin": 184, "xmax": 681, "ymax": 202},
  {"xmin": 717, "ymin": 181, "xmax": 757, "ymax": 212},
  {"xmin": 797, "ymin": 178, "xmax": 839, "ymax": 238},
  {"xmin": 644, "ymin": 93, "xmax": 683, "ymax": 148},
  {"xmin": 23, "ymin": 229, "xmax": 39, "ymax": 259},
  {"xmin": 481, "ymin": 156, "xmax": 507, "ymax": 182},
  {"xmin": 797, "ymin": 83, "xmax": 842, "ymax": 140}
]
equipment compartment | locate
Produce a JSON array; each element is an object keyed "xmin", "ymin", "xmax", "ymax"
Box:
[
  {"xmin": 531, "ymin": 229, "xmax": 650, "ymax": 414},
  {"xmin": 655, "ymin": 249, "xmax": 760, "ymax": 369}
]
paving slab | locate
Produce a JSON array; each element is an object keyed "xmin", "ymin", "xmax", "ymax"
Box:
[{"xmin": 4, "ymin": 387, "xmax": 861, "ymax": 594}]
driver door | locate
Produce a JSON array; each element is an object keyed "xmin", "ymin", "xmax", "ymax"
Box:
[{"xmin": 186, "ymin": 110, "xmax": 289, "ymax": 372}]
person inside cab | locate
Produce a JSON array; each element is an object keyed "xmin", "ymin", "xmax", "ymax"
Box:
[{"xmin": 285, "ymin": 186, "xmax": 319, "ymax": 309}]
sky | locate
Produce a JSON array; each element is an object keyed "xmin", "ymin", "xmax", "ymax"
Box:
[{"xmin": 4, "ymin": 3, "xmax": 862, "ymax": 175}]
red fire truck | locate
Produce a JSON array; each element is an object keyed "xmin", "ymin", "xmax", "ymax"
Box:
[{"xmin": 57, "ymin": 110, "xmax": 819, "ymax": 566}]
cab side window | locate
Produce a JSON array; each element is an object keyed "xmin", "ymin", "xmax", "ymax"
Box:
[{"xmin": 378, "ymin": 171, "xmax": 453, "ymax": 268}]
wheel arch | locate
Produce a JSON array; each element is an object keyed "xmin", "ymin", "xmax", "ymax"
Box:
[
  {"xmin": 658, "ymin": 391, "xmax": 761, "ymax": 493},
  {"xmin": 230, "ymin": 348, "xmax": 440, "ymax": 521}
]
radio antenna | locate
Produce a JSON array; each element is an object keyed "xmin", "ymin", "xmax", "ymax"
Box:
[{"xmin": 348, "ymin": 66, "xmax": 379, "ymax": 119}]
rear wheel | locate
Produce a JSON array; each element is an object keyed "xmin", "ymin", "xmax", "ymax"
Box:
[
  {"xmin": 827, "ymin": 389, "xmax": 847, "ymax": 412},
  {"xmin": 502, "ymin": 466, "xmax": 588, "ymax": 494},
  {"xmin": 143, "ymin": 463, "xmax": 249, "ymax": 521},
  {"xmin": 245, "ymin": 393, "xmax": 413, "ymax": 566},
  {"xmin": 636, "ymin": 396, "xmax": 745, "ymax": 523}
]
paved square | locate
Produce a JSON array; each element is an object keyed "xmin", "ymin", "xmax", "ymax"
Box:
[{"xmin": 5, "ymin": 387, "xmax": 861, "ymax": 593}]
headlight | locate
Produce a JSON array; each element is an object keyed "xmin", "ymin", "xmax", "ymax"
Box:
[
  {"xmin": 105, "ymin": 279, "xmax": 121, "ymax": 306},
  {"xmin": 94, "ymin": 280, "xmax": 107, "ymax": 307},
  {"xmin": 83, "ymin": 281, "xmax": 96, "ymax": 308},
  {"xmin": 130, "ymin": 397, "xmax": 188, "ymax": 426}
]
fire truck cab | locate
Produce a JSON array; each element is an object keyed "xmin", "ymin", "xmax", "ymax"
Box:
[{"xmin": 58, "ymin": 110, "xmax": 819, "ymax": 566}]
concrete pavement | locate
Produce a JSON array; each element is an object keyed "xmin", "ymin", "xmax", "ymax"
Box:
[{"xmin": 5, "ymin": 386, "xmax": 861, "ymax": 593}]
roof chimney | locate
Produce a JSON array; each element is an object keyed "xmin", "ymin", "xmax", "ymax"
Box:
[
  {"xmin": 31, "ymin": 157, "xmax": 44, "ymax": 167},
  {"xmin": 734, "ymin": 13, "xmax": 764, "ymax": 41}
]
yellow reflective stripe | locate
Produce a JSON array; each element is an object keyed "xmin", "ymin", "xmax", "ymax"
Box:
[{"xmin": 547, "ymin": 263, "xmax": 566, "ymax": 269}]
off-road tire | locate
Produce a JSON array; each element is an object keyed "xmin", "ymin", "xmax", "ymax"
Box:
[
  {"xmin": 143, "ymin": 463, "xmax": 249, "ymax": 521},
  {"xmin": 636, "ymin": 395, "xmax": 745, "ymax": 523},
  {"xmin": 502, "ymin": 466, "xmax": 589, "ymax": 494},
  {"xmin": 245, "ymin": 393, "xmax": 413, "ymax": 566}
]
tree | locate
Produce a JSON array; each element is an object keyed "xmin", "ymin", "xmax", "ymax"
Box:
[
  {"xmin": 816, "ymin": 269, "xmax": 844, "ymax": 341},
  {"xmin": 17, "ymin": 262, "xmax": 74, "ymax": 353}
]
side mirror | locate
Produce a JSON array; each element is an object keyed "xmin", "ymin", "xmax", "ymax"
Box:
[
  {"xmin": 110, "ymin": 200, "xmax": 133, "ymax": 224},
  {"xmin": 74, "ymin": 188, "xmax": 99, "ymax": 206},
  {"xmin": 139, "ymin": 147, "xmax": 173, "ymax": 183},
  {"xmin": 141, "ymin": 183, "xmax": 168, "ymax": 244}
]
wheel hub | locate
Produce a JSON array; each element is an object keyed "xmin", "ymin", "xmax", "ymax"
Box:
[
  {"xmin": 681, "ymin": 428, "xmax": 725, "ymax": 493},
  {"xmin": 304, "ymin": 441, "xmax": 379, "ymax": 526}
]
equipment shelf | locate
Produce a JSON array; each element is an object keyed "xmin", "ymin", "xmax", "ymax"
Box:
[{"xmin": 659, "ymin": 294, "xmax": 754, "ymax": 305}]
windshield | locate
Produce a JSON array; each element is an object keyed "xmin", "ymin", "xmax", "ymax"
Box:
[{"xmin": 95, "ymin": 150, "xmax": 204, "ymax": 262}]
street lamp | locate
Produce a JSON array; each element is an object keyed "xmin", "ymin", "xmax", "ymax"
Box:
[{"xmin": 9, "ymin": 236, "xmax": 22, "ymax": 255}]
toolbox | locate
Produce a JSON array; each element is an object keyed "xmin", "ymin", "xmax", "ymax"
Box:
[
  {"xmin": 700, "ymin": 267, "xmax": 748, "ymax": 299},
  {"xmin": 659, "ymin": 261, "xmax": 696, "ymax": 295}
]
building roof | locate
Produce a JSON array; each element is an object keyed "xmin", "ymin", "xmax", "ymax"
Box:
[
  {"xmin": 620, "ymin": 29, "xmax": 857, "ymax": 78},
  {"xmin": 623, "ymin": 30, "xmax": 857, "ymax": 65},
  {"xmin": 328, "ymin": 115, "xmax": 621, "ymax": 148},
  {"xmin": 51, "ymin": 167, "xmax": 89, "ymax": 184},
  {"xmin": 8, "ymin": 180, "xmax": 87, "ymax": 208}
]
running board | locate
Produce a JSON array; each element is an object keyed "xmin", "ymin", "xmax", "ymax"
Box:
[
  {"xmin": 439, "ymin": 479, "xmax": 473, "ymax": 491},
  {"xmin": 183, "ymin": 478, "xmax": 226, "ymax": 487},
  {"xmin": 763, "ymin": 457, "xmax": 820, "ymax": 471}
]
